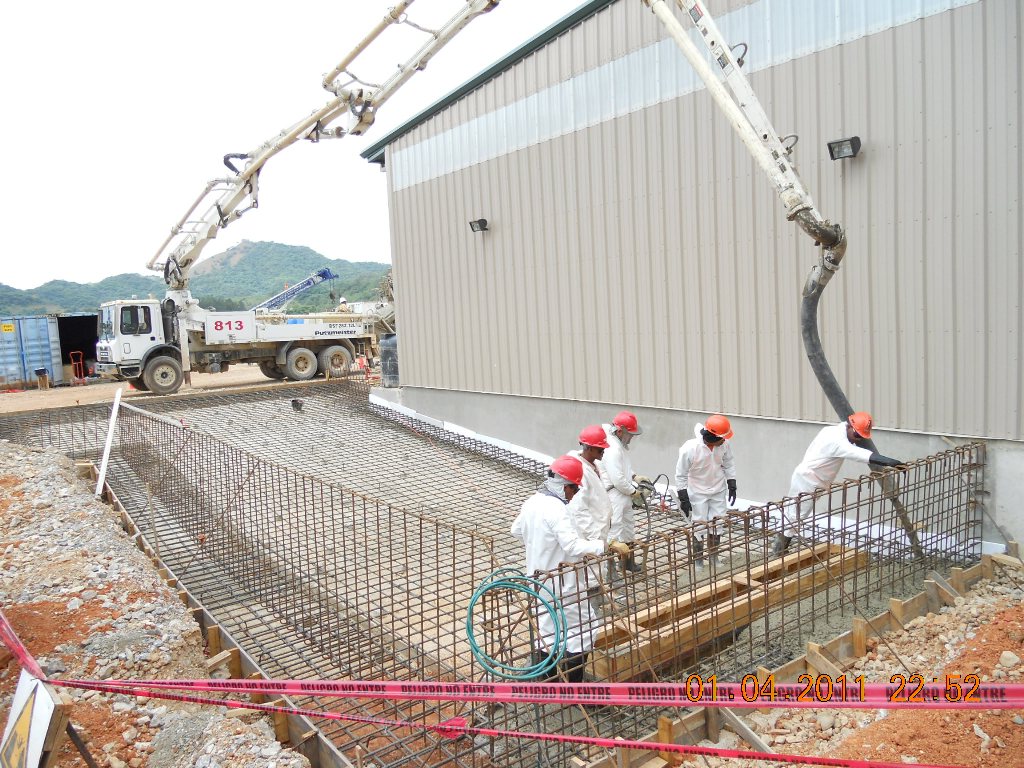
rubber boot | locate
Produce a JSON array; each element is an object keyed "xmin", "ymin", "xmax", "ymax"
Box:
[
  {"xmin": 624, "ymin": 543, "xmax": 643, "ymax": 574},
  {"xmin": 711, "ymin": 533, "xmax": 727, "ymax": 566},
  {"xmin": 587, "ymin": 585, "xmax": 605, "ymax": 610},
  {"xmin": 693, "ymin": 536, "xmax": 705, "ymax": 570},
  {"xmin": 770, "ymin": 534, "xmax": 793, "ymax": 557}
]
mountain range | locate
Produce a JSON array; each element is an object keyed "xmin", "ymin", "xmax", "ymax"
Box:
[{"xmin": 0, "ymin": 241, "xmax": 390, "ymax": 315}]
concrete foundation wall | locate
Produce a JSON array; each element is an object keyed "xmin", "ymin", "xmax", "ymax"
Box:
[{"xmin": 377, "ymin": 386, "xmax": 1024, "ymax": 545}]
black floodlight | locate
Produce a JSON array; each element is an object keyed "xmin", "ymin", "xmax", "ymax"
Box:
[
  {"xmin": 827, "ymin": 136, "xmax": 861, "ymax": 161},
  {"xmin": 468, "ymin": 218, "xmax": 488, "ymax": 233}
]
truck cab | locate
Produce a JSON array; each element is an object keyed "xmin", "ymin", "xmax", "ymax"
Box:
[{"xmin": 95, "ymin": 299, "xmax": 180, "ymax": 392}]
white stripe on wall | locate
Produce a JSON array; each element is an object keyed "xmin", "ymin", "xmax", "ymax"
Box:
[{"xmin": 392, "ymin": 0, "xmax": 976, "ymax": 191}]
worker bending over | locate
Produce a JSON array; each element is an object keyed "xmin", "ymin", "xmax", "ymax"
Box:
[
  {"xmin": 774, "ymin": 411, "xmax": 903, "ymax": 556},
  {"xmin": 511, "ymin": 455, "xmax": 629, "ymax": 682},
  {"xmin": 599, "ymin": 411, "xmax": 647, "ymax": 574},
  {"xmin": 675, "ymin": 414, "xmax": 737, "ymax": 569}
]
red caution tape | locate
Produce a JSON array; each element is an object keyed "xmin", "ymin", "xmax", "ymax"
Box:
[
  {"xmin": 56, "ymin": 675, "xmax": 1024, "ymax": 710},
  {"xmin": 0, "ymin": 609, "xmax": 45, "ymax": 679},
  {"xmin": 1, "ymin": 609, "xmax": 1012, "ymax": 768},
  {"xmin": 57, "ymin": 679, "xmax": 968, "ymax": 768}
]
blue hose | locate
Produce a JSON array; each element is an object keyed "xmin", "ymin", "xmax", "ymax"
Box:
[{"xmin": 466, "ymin": 568, "xmax": 567, "ymax": 680}]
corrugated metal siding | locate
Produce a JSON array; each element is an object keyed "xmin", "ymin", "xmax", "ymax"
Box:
[
  {"xmin": 387, "ymin": 0, "xmax": 1023, "ymax": 441},
  {"xmin": 0, "ymin": 316, "xmax": 64, "ymax": 388}
]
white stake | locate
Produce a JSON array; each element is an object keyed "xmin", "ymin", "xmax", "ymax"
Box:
[{"xmin": 95, "ymin": 387, "xmax": 124, "ymax": 498}]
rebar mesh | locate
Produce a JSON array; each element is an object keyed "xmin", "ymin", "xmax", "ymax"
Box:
[{"xmin": 0, "ymin": 380, "xmax": 984, "ymax": 768}]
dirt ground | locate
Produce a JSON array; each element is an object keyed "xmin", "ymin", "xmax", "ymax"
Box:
[{"xmin": 0, "ymin": 365, "xmax": 279, "ymax": 414}]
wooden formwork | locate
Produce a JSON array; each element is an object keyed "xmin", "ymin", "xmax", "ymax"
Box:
[
  {"xmin": 593, "ymin": 549, "xmax": 1020, "ymax": 768},
  {"xmin": 591, "ymin": 544, "xmax": 869, "ymax": 682}
]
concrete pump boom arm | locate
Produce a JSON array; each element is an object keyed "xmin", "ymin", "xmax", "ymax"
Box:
[
  {"xmin": 645, "ymin": 0, "xmax": 854, "ymax": 410},
  {"xmin": 647, "ymin": 0, "xmax": 922, "ymax": 555},
  {"xmin": 148, "ymin": 0, "xmax": 498, "ymax": 292}
]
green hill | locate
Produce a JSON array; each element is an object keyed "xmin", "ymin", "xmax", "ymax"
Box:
[{"xmin": 0, "ymin": 241, "xmax": 390, "ymax": 315}]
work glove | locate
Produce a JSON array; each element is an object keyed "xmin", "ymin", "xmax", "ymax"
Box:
[
  {"xmin": 607, "ymin": 540, "xmax": 631, "ymax": 557},
  {"xmin": 727, "ymin": 479, "xmax": 737, "ymax": 506},
  {"xmin": 869, "ymin": 452, "xmax": 905, "ymax": 469},
  {"xmin": 633, "ymin": 474, "xmax": 652, "ymax": 486},
  {"xmin": 677, "ymin": 489, "xmax": 692, "ymax": 518}
]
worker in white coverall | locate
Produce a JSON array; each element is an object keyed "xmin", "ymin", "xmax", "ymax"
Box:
[
  {"xmin": 773, "ymin": 411, "xmax": 904, "ymax": 556},
  {"xmin": 675, "ymin": 414, "xmax": 737, "ymax": 569},
  {"xmin": 598, "ymin": 410, "xmax": 648, "ymax": 574},
  {"xmin": 569, "ymin": 425, "xmax": 613, "ymax": 602},
  {"xmin": 511, "ymin": 455, "xmax": 630, "ymax": 682}
]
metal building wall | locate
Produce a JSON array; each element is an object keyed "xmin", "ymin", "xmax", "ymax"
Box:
[{"xmin": 385, "ymin": 0, "xmax": 1022, "ymax": 441}]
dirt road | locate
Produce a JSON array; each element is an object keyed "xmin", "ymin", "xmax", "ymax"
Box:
[{"xmin": 0, "ymin": 364, "xmax": 275, "ymax": 414}]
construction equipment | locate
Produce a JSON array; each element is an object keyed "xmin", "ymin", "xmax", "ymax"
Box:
[
  {"xmin": 104, "ymin": 0, "xmax": 876, "ymax": 416},
  {"xmin": 96, "ymin": 1, "xmax": 498, "ymax": 395},
  {"xmin": 251, "ymin": 267, "xmax": 339, "ymax": 312},
  {"xmin": 646, "ymin": 0, "xmax": 922, "ymax": 554}
]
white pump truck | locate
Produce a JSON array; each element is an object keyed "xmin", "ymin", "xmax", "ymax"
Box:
[
  {"xmin": 96, "ymin": 0, "xmax": 876, "ymax": 449},
  {"xmin": 94, "ymin": 0, "xmax": 502, "ymax": 395}
]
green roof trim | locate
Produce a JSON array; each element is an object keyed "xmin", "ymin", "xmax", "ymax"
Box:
[{"xmin": 361, "ymin": 0, "xmax": 617, "ymax": 165}]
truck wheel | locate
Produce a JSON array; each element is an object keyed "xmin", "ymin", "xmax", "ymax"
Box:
[
  {"xmin": 258, "ymin": 360, "xmax": 286, "ymax": 380},
  {"xmin": 317, "ymin": 345, "xmax": 353, "ymax": 379},
  {"xmin": 143, "ymin": 356, "xmax": 183, "ymax": 395},
  {"xmin": 284, "ymin": 348, "xmax": 317, "ymax": 381},
  {"xmin": 130, "ymin": 377, "xmax": 150, "ymax": 391}
]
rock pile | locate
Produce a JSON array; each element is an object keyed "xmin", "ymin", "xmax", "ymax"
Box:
[{"xmin": 0, "ymin": 440, "xmax": 310, "ymax": 768}]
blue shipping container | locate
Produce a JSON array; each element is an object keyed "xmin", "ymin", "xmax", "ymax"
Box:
[{"xmin": 0, "ymin": 316, "xmax": 65, "ymax": 388}]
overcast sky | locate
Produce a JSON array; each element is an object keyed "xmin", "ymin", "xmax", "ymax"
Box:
[{"xmin": 1, "ymin": 1, "xmax": 585, "ymax": 290}]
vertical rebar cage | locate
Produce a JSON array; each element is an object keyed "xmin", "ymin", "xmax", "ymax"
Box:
[{"xmin": 0, "ymin": 381, "xmax": 984, "ymax": 768}]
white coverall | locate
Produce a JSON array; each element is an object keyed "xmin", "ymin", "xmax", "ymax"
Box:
[
  {"xmin": 597, "ymin": 425, "xmax": 638, "ymax": 543},
  {"xmin": 567, "ymin": 449, "xmax": 612, "ymax": 542},
  {"xmin": 784, "ymin": 422, "xmax": 873, "ymax": 536},
  {"xmin": 510, "ymin": 491, "xmax": 605, "ymax": 654},
  {"xmin": 568, "ymin": 449, "xmax": 612, "ymax": 583},
  {"xmin": 675, "ymin": 423, "xmax": 736, "ymax": 523}
]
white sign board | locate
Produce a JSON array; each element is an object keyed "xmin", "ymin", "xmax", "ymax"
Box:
[
  {"xmin": 203, "ymin": 312, "xmax": 258, "ymax": 344},
  {"xmin": 256, "ymin": 319, "xmax": 365, "ymax": 342},
  {"xmin": 0, "ymin": 670, "xmax": 67, "ymax": 768}
]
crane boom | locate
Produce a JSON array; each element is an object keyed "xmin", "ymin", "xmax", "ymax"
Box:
[
  {"xmin": 251, "ymin": 267, "xmax": 339, "ymax": 312},
  {"xmin": 150, "ymin": 0, "xmax": 499, "ymax": 293}
]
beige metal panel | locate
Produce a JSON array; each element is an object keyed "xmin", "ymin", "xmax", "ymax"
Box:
[
  {"xmin": 921, "ymin": 12, "xmax": 958, "ymax": 435},
  {"xmin": 387, "ymin": 0, "xmax": 1022, "ymax": 441},
  {"xmin": 951, "ymin": 5, "xmax": 988, "ymax": 437},
  {"xmin": 983, "ymin": 0, "xmax": 1022, "ymax": 438}
]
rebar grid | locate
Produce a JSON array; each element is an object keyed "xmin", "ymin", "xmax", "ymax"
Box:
[
  {"xmin": 0, "ymin": 382, "xmax": 984, "ymax": 768},
  {"xmin": 0, "ymin": 403, "xmax": 112, "ymax": 460}
]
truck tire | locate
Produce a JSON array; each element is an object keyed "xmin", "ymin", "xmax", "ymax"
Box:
[
  {"xmin": 284, "ymin": 347, "xmax": 317, "ymax": 381},
  {"xmin": 258, "ymin": 360, "xmax": 286, "ymax": 380},
  {"xmin": 317, "ymin": 345, "xmax": 353, "ymax": 379},
  {"xmin": 143, "ymin": 356, "xmax": 184, "ymax": 395}
]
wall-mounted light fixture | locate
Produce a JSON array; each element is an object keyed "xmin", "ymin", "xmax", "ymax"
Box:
[
  {"xmin": 827, "ymin": 136, "xmax": 861, "ymax": 161},
  {"xmin": 468, "ymin": 218, "xmax": 489, "ymax": 233}
]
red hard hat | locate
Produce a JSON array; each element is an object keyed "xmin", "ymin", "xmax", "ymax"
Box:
[
  {"xmin": 612, "ymin": 410, "xmax": 642, "ymax": 435},
  {"xmin": 704, "ymin": 414, "xmax": 733, "ymax": 440},
  {"xmin": 578, "ymin": 425, "xmax": 610, "ymax": 449},
  {"xmin": 848, "ymin": 411, "xmax": 873, "ymax": 439},
  {"xmin": 550, "ymin": 455, "xmax": 584, "ymax": 486}
]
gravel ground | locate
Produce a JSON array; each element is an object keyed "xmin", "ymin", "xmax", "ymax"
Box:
[
  {"xmin": 689, "ymin": 563, "xmax": 1024, "ymax": 767},
  {"xmin": 3, "ymin": 435, "xmax": 1022, "ymax": 768},
  {"xmin": 0, "ymin": 439, "xmax": 310, "ymax": 768}
]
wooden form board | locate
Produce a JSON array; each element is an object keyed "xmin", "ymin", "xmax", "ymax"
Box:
[{"xmin": 592, "ymin": 545, "xmax": 868, "ymax": 681}]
